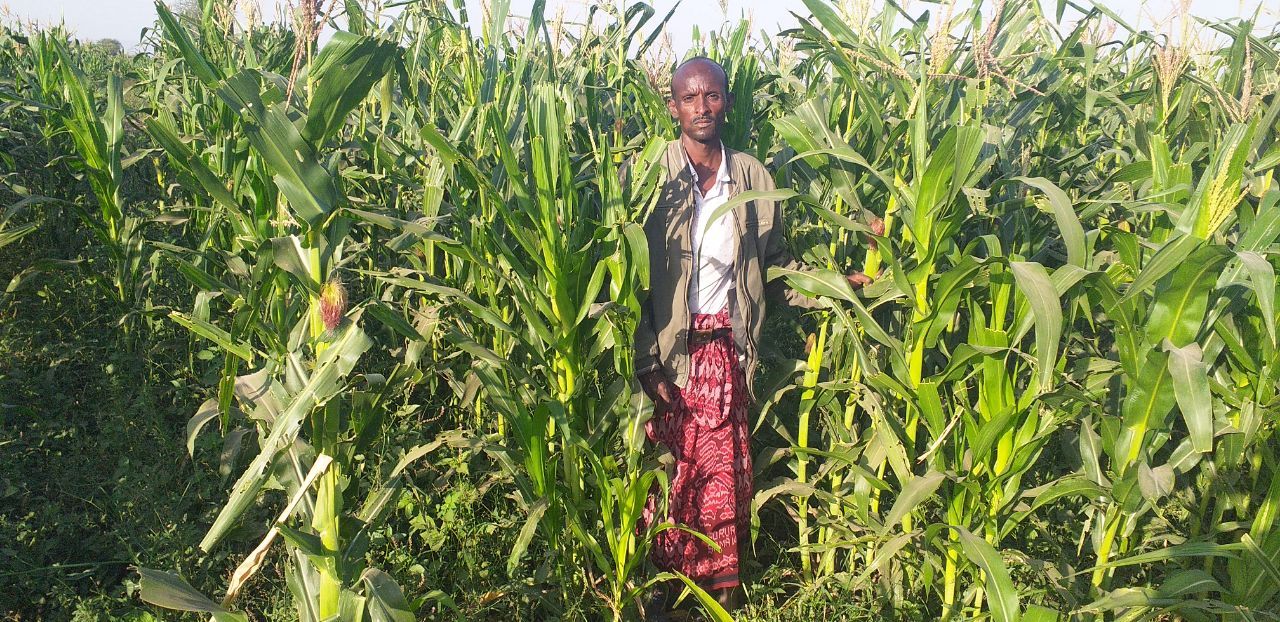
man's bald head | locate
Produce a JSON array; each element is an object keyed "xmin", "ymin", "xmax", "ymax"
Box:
[
  {"xmin": 667, "ymin": 56, "xmax": 734, "ymax": 145},
  {"xmin": 671, "ymin": 56, "xmax": 730, "ymax": 97}
]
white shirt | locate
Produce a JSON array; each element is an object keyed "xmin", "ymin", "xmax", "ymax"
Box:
[{"xmin": 686, "ymin": 144, "xmax": 736, "ymax": 315}]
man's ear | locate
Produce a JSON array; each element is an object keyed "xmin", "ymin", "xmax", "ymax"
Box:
[
  {"xmin": 666, "ymin": 97, "xmax": 678, "ymax": 118},
  {"xmin": 727, "ymin": 92, "xmax": 735, "ymax": 111}
]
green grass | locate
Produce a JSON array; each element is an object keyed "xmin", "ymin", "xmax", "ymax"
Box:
[{"xmin": 0, "ymin": 228, "xmax": 229, "ymax": 619}]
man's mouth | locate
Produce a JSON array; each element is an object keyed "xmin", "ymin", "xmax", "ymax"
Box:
[{"xmin": 694, "ymin": 118, "xmax": 714, "ymax": 126}]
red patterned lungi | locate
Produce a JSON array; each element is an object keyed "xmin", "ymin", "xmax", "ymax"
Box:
[{"xmin": 644, "ymin": 308, "xmax": 752, "ymax": 590}]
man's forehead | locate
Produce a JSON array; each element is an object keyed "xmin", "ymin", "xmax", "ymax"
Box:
[{"xmin": 670, "ymin": 60, "xmax": 728, "ymax": 95}]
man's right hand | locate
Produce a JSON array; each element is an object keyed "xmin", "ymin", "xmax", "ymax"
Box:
[{"xmin": 639, "ymin": 369, "xmax": 678, "ymax": 411}]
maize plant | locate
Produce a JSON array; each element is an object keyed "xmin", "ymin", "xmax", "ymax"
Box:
[
  {"xmin": 133, "ymin": 6, "xmax": 438, "ymax": 620},
  {"xmin": 24, "ymin": 33, "xmax": 153, "ymax": 333}
]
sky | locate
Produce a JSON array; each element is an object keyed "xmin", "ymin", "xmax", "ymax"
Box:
[{"xmin": 0, "ymin": 0, "xmax": 1276, "ymax": 53}]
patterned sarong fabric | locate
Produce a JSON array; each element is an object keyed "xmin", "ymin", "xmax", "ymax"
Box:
[{"xmin": 644, "ymin": 309, "xmax": 752, "ymax": 590}]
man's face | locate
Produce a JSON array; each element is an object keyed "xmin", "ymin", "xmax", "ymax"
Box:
[{"xmin": 667, "ymin": 62, "xmax": 733, "ymax": 144}]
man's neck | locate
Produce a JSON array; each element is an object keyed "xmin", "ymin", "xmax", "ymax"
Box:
[
  {"xmin": 682, "ymin": 136, "xmax": 722, "ymax": 198},
  {"xmin": 681, "ymin": 135, "xmax": 722, "ymax": 171}
]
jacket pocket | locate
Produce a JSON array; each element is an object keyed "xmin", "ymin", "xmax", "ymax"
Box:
[{"xmin": 644, "ymin": 204, "xmax": 678, "ymax": 229}]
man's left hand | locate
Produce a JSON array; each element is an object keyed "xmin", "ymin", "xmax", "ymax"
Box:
[
  {"xmin": 866, "ymin": 216, "xmax": 885, "ymax": 251},
  {"xmin": 847, "ymin": 271, "xmax": 874, "ymax": 290}
]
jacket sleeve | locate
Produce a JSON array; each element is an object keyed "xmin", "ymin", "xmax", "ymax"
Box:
[
  {"xmin": 760, "ymin": 175, "xmax": 824, "ymax": 311},
  {"xmin": 622, "ymin": 156, "xmax": 665, "ymax": 378},
  {"xmin": 634, "ymin": 293, "xmax": 663, "ymax": 377}
]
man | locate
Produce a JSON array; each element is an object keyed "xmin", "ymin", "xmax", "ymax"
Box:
[{"xmin": 634, "ymin": 56, "xmax": 879, "ymax": 614}]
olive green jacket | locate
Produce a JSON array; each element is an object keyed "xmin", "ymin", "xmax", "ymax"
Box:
[{"xmin": 633, "ymin": 139, "xmax": 820, "ymax": 401}]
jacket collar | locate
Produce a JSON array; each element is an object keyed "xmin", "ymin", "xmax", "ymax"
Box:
[
  {"xmin": 685, "ymin": 141, "xmax": 730, "ymax": 181},
  {"xmin": 668, "ymin": 138, "xmax": 739, "ymax": 191}
]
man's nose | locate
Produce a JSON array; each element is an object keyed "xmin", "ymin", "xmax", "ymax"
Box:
[{"xmin": 695, "ymin": 96, "xmax": 711, "ymax": 115}]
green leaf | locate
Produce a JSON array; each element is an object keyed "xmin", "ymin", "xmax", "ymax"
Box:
[
  {"xmin": 1010, "ymin": 476, "xmax": 1104, "ymax": 530},
  {"xmin": 104, "ymin": 75, "xmax": 124, "ymax": 178},
  {"xmin": 1022, "ymin": 604, "xmax": 1061, "ymax": 622},
  {"xmin": 850, "ymin": 532, "xmax": 913, "ymax": 587},
  {"xmin": 361, "ymin": 568, "xmax": 415, "ymax": 622},
  {"xmin": 270, "ymin": 235, "xmax": 319, "ymax": 293},
  {"xmin": 138, "ymin": 568, "xmax": 246, "ymax": 621},
  {"xmin": 169, "ymin": 256, "xmax": 234, "ymax": 295},
  {"xmin": 507, "ymin": 498, "xmax": 548, "ymax": 577},
  {"xmin": 200, "ymin": 323, "xmax": 371, "ymax": 551},
  {"xmin": 917, "ymin": 125, "xmax": 985, "ymax": 225},
  {"xmin": 1156, "ymin": 568, "xmax": 1224, "ymax": 597},
  {"xmin": 1010, "ymin": 261, "xmax": 1062, "ymax": 389},
  {"xmin": 666, "ymin": 571, "xmax": 734, "ymax": 622},
  {"xmin": 0, "ymin": 221, "xmax": 37, "ymax": 251},
  {"xmin": 154, "ymin": 1, "xmax": 222, "ymax": 86},
  {"xmin": 339, "ymin": 591, "xmax": 367, "ymax": 622},
  {"xmin": 881, "ymin": 470, "xmax": 944, "ymax": 535},
  {"xmin": 622, "ymin": 222, "xmax": 650, "ymax": 287},
  {"xmin": 1108, "ymin": 160, "xmax": 1152, "ymax": 184},
  {"xmin": 800, "ymin": 0, "xmax": 858, "ymax": 47},
  {"xmin": 655, "ymin": 522, "xmax": 723, "ymax": 554},
  {"xmin": 1116, "ymin": 351, "xmax": 1176, "ymax": 470},
  {"xmin": 418, "ymin": 124, "xmax": 462, "ymax": 165},
  {"xmin": 955, "ymin": 527, "xmax": 1020, "ymax": 622},
  {"xmin": 920, "ymin": 257, "xmax": 982, "ymax": 348},
  {"xmin": 215, "ymin": 70, "xmax": 339, "ymax": 228},
  {"xmin": 701, "ymin": 188, "xmax": 798, "ymax": 236},
  {"xmin": 768, "ymin": 266, "xmax": 855, "ymax": 302},
  {"xmin": 377, "ymin": 277, "xmax": 518, "ymax": 338},
  {"xmin": 1015, "ymin": 177, "xmax": 1086, "ymax": 269},
  {"xmin": 1238, "ymin": 189, "xmax": 1280, "ymax": 251},
  {"xmin": 1145, "ymin": 245, "xmax": 1231, "ymax": 347},
  {"xmin": 1120, "ymin": 234, "xmax": 1200, "ymax": 303},
  {"xmin": 170, "ymin": 311, "xmax": 256, "ymax": 363},
  {"xmin": 1233, "ymin": 475, "xmax": 1280, "ymax": 604},
  {"xmin": 1241, "ymin": 533, "xmax": 1280, "ymax": 595},
  {"xmin": 1237, "ymin": 251, "xmax": 1276, "ymax": 344},
  {"xmin": 1077, "ymin": 587, "xmax": 1156, "ymax": 614},
  {"xmin": 186, "ymin": 398, "xmax": 219, "ymax": 457},
  {"xmin": 485, "ymin": 0, "xmax": 510, "ymax": 45},
  {"xmin": 1166, "ymin": 343, "xmax": 1213, "ymax": 453},
  {"xmin": 345, "ymin": 0, "xmax": 369, "ymax": 34},
  {"xmin": 915, "ymin": 381, "xmax": 946, "ymax": 439},
  {"xmin": 276, "ymin": 524, "xmax": 327, "ymax": 558},
  {"xmin": 1087, "ymin": 541, "xmax": 1241, "ymax": 573},
  {"xmin": 303, "ymin": 32, "xmax": 400, "ymax": 144},
  {"xmin": 364, "ymin": 302, "xmax": 422, "ymax": 341}
]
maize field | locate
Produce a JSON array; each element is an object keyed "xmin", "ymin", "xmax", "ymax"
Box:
[{"xmin": 1, "ymin": 0, "xmax": 1279, "ymax": 619}]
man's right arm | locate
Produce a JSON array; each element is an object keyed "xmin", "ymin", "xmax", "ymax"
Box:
[
  {"xmin": 634, "ymin": 294, "xmax": 662, "ymax": 379},
  {"xmin": 634, "ymin": 296, "xmax": 677, "ymax": 407}
]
